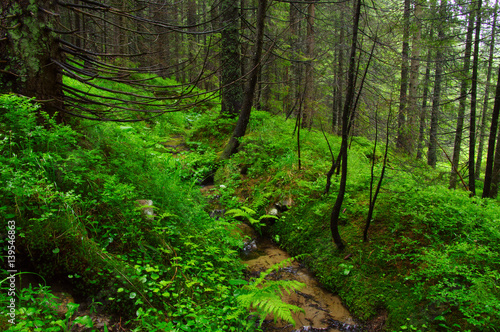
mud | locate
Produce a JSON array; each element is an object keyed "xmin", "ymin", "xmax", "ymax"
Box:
[{"xmin": 242, "ymin": 237, "xmax": 359, "ymax": 332}]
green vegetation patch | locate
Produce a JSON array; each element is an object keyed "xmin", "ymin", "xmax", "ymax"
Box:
[
  {"xmin": 210, "ymin": 109, "xmax": 500, "ymax": 332},
  {"xmin": 0, "ymin": 94, "xmax": 256, "ymax": 331}
]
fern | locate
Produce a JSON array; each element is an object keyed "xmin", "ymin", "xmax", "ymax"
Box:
[
  {"xmin": 225, "ymin": 206, "xmax": 278, "ymax": 232},
  {"xmin": 235, "ymin": 256, "xmax": 305, "ymax": 326}
]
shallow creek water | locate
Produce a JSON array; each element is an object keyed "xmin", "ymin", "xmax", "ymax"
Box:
[{"xmin": 241, "ymin": 237, "xmax": 358, "ymax": 332}]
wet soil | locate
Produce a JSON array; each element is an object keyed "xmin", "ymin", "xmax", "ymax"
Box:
[{"xmin": 242, "ymin": 237, "xmax": 359, "ymax": 332}]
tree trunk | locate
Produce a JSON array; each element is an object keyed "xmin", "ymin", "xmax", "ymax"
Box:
[
  {"xmin": 219, "ymin": 0, "xmax": 267, "ymax": 160},
  {"xmin": 475, "ymin": 0, "xmax": 498, "ymax": 180},
  {"xmin": 187, "ymin": 0, "xmax": 197, "ymax": 83},
  {"xmin": 220, "ymin": 0, "xmax": 244, "ymax": 118},
  {"xmin": 483, "ymin": 66, "xmax": 500, "ymax": 198},
  {"xmin": 427, "ymin": 0, "xmax": 446, "ymax": 168},
  {"xmin": 330, "ymin": 0, "xmax": 362, "ymax": 251},
  {"xmin": 0, "ymin": 0, "xmax": 64, "ymax": 120},
  {"xmin": 487, "ymin": 67, "xmax": 500, "ymax": 198},
  {"xmin": 468, "ymin": 0, "xmax": 482, "ymax": 197},
  {"xmin": 289, "ymin": 1, "xmax": 304, "ymax": 119},
  {"xmin": 407, "ymin": 0, "xmax": 422, "ymax": 156},
  {"xmin": 334, "ymin": 12, "xmax": 346, "ymax": 135},
  {"xmin": 416, "ymin": 37, "xmax": 432, "ymax": 160},
  {"xmin": 449, "ymin": 7, "xmax": 475, "ymax": 189},
  {"xmin": 303, "ymin": 1, "xmax": 316, "ymax": 129},
  {"xmin": 396, "ymin": 0, "xmax": 411, "ymax": 152},
  {"xmin": 365, "ymin": 107, "xmax": 390, "ymax": 242}
]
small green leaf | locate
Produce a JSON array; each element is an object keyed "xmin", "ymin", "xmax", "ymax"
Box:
[
  {"xmin": 72, "ymin": 315, "xmax": 93, "ymax": 328},
  {"xmin": 52, "ymin": 248, "xmax": 60, "ymax": 254}
]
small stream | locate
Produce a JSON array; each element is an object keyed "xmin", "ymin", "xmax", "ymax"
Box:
[{"xmin": 241, "ymin": 236, "xmax": 360, "ymax": 332}]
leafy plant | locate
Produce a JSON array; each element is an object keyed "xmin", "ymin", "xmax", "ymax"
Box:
[
  {"xmin": 0, "ymin": 284, "xmax": 92, "ymax": 332},
  {"xmin": 233, "ymin": 256, "xmax": 305, "ymax": 326},
  {"xmin": 339, "ymin": 263, "xmax": 354, "ymax": 276},
  {"xmin": 225, "ymin": 206, "xmax": 278, "ymax": 233},
  {"xmin": 0, "ymin": 94, "xmax": 256, "ymax": 331}
]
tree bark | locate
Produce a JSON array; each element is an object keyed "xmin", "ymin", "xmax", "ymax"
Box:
[
  {"xmin": 0, "ymin": 0, "xmax": 64, "ymax": 120},
  {"xmin": 288, "ymin": 1, "xmax": 304, "ymax": 119},
  {"xmin": 333, "ymin": 11, "xmax": 346, "ymax": 135},
  {"xmin": 330, "ymin": 0, "xmax": 362, "ymax": 251},
  {"xmin": 220, "ymin": 0, "xmax": 244, "ymax": 118},
  {"xmin": 219, "ymin": 0, "xmax": 267, "ymax": 160},
  {"xmin": 427, "ymin": 0, "xmax": 446, "ymax": 168},
  {"xmin": 303, "ymin": 1, "xmax": 316, "ymax": 129},
  {"xmin": 488, "ymin": 67, "xmax": 500, "ymax": 198},
  {"xmin": 449, "ymin": 7, "xmax": 475, "ymax": 189},
  {"xmin": 475, "ymin": 0, "xmax": 498, "ymax": 180},
  {"xmin": 396, "ymin": 0, "xmax": 411, "ymax": 152},
  {"xmin": 364, "ymin": 106, "xmax": 390, "ymax": 242},
  {"xmin": 468, "ymin": 0, "xmax": 482, "ymax": 196},
  {"xmin": 407, "ymin": 0, "xmax": 422, "ymax": 156},
  {"xmin": 416, "ymin": 39, "xmax": 432, "ymax": 160},
  {"xmin": 483, "ymin": 66, "xmax": 500, "ymax": 198}
]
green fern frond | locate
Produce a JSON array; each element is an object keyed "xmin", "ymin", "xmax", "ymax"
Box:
[
  {"xmin": 225, "ymin": 208, "xmax": 251, "ymax": 219},
  {"xmin": 237, "ymin": 286, "xmax": 304, "ymax": 325},
  {"xmin": 235, "ymin": 255, "xmax": 306, "ymax": 327},
  {"xmin": 241, "ymin": 206, "xmax": 257, "ymax": 215},
  {"xmin": 258, "ymin": 214, "xmax": 279, "ymax": 221},
  {"xmin": 225, "ymin": 207, "xmax": 260, "ymax": 225}
]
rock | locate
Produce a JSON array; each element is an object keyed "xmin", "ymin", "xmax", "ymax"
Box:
[
  {"xmin": 268, "ymin": 207, "xmax": 279, "ymax": 217},
  {"xmin": 243, "ymin": 239, "xmax": 258, "ymax": 253},
  {"xmin": 209, "ymin": 209, "xmax": 225, "ymax": 220},
  {"xmin": 275, "ymin": 197, "xmax": 293, "ymax": 212},
  {"xmin": 135, "ymin": 199, "xmax": 154, "ymax": 220}
]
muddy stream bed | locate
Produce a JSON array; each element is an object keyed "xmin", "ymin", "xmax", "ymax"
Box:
[{"xmin": 241, "ymin": 236, "xmax": 359, "ymax": 332}]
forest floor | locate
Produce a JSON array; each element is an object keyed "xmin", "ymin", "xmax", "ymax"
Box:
[{"xmin": 2, "ymin": 94, "xmax": 500, "ymax": 332}]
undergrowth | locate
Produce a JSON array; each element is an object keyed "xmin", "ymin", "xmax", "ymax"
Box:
[
  {"xmin": 208, "ymin": 108, "xmax": 500, "ymax": 331},
  {"xmin": 0, "ymin": 94, "xmax": 257, "ymax": 331},
  {"xmin": 2, "ymin": 64, "xmax": 500, "ymax": 332}
]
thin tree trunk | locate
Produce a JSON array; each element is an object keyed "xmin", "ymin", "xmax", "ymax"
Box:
[
  {"xmin": 330, "ymin": 0, "xmax": 362, "ymax": 251},
  {"xmin": 468, "ymin": 0, "xmax": 482, "ymax": 196},
  {"xmin": 365, "ymin": 106, "xmax": 390, "ymax": 242},
  {"xmin": 407, "ymin": 0, "xmax": 422, "ymax": 156},
  {"xmin": 303, "ymin": 2, "xmax": 316, "ymax": 129},
  {"xmin": 187, "ymin": 0, "xmax": 197, "ymax": 83},
  {"xmin": 488, "ymin": 67, "xmax": 500, "ymax": 198},
  {"xmin": 475, "ymin": 0, "xmax": 498, "ymax": 179},
  {"xmin": 427, "ymin": 0, "xmax": 446, "ymax": 168},
  {"xmin": 396, "ymin": 0, "xmax": 410, "ymax": 151},
  {"xmin": 483, "ymin": 66, "xmax": 500, "ymax": 198},
  {"xmin": 449, "ymin": 7, "xmax": 475, "ymax": 189},
  {"xmin": 416, "ymin": 39, "xmax": 432, "ymax": 160},
  {"xmin": 219, "ymin": 0, "xmax": 267, "ymax": 160},
  {"xmin": 335, "ymin": 13, "xmax": 346, "ymax": 135},
  {"xmin": 289, "ymin": 1, "xmax": 303, "ymax": 119}
]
